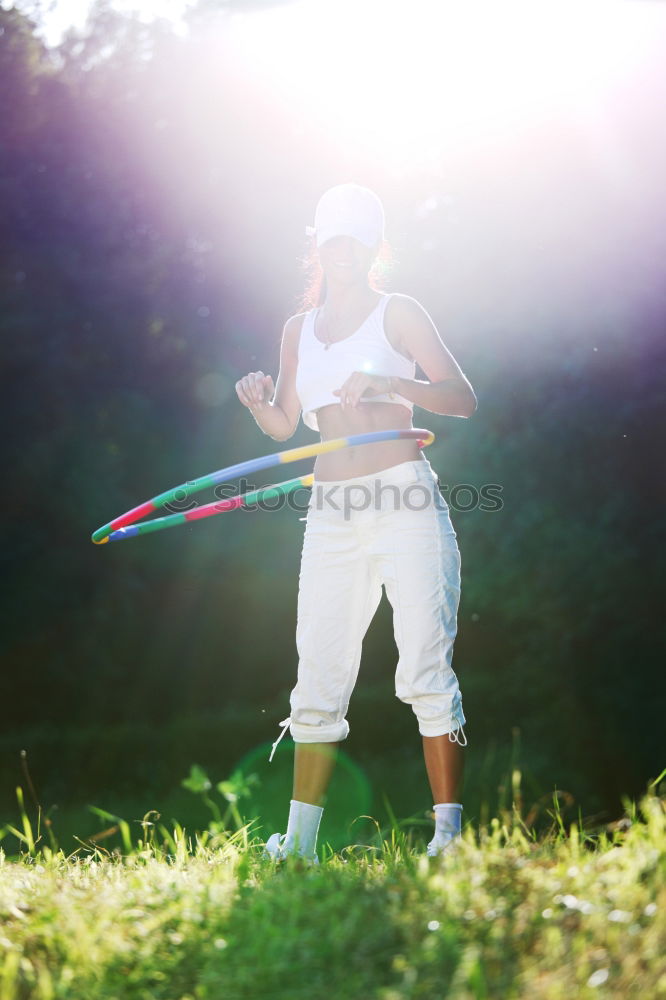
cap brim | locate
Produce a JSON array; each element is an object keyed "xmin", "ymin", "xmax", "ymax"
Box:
[{"xmin": 316, "ymin": 224, "xmax": 381, "ymax": 249}]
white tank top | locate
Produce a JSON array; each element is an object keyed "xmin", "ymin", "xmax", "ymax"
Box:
[{"xmin": 295, "ymin": 293, "xmax": 416, "ymax": 432}]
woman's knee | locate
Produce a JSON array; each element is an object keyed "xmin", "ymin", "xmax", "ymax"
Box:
[
  {"xmin": 396, "ymin": 687, "xmax": 467, "ymax": 741},
  {"xmin": 289, "ymin": 714, "xmax": 350, "ymax": 744}
]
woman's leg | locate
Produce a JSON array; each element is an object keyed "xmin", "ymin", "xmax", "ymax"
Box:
[
  {"xmin": 373, "ymin": 464, "xmax": 468, "ymax": 852},
  {"xmin": 293, "ymin": 741, "xmax": 339, "ymax": 806},
  {"xmin": 267, "ymin": 497, "xmax": 381, "ymax": 859},
  {"xmin": 289, "ymin": 503, "xmax": 382, "ymax": 748},
  {"xmin": 280, "ymin": 744, "xmax": 338, "ymax": 858},
  {"xmin": 378, "ymin": 494, "xmax": 467, "ymax": 749},
  {"xmin": 422, "ymin": 734, "xmax": 465, "ymax": 804}
]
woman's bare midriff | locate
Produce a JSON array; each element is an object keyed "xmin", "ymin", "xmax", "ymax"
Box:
[{"xmin": 313, "ymin": 400, "xmax": 426, "ymax": 481}]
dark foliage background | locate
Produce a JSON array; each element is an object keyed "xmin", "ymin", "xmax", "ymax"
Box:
[{"xmin": 1, "ymin": 1, "xmax": 664, "ymax": 843}]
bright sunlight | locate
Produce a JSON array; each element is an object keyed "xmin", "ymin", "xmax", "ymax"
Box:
[{"xmin": 227, "ymin": 0, "xmax": 656, "ymax": 171}]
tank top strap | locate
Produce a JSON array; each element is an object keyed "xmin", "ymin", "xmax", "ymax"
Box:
[
  {"xmin": 299, "ymin": 306, "xmax": 317, "ymax": 351},
  {"xmin": 375, "ymin": 292, "xmax": 405, "ymax": 358},
  {"xmin": 377, "ymin": 292, "xmax": 394, "ymax": 322}
]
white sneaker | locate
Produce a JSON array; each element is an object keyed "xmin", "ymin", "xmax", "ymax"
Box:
[
  {"xmin": 264, "ymin": 833, "xmax": 319, "ymax": 865},
  {"xmin": 426, "ymin": 834, "xmax": 462, "ymax": 858}
]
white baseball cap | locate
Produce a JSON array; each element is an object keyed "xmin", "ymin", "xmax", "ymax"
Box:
[{"xmin": 307, "ymin": 183, "xmax": 385, "ymax": 249}]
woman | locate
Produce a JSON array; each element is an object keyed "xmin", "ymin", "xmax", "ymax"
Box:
[{"xmin": 235, "ymin": 183, "xmax": 477, "ymax": 862}]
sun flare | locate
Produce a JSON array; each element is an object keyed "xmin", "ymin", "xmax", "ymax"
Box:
[{"xmin": 226, "ymin": 0, "xmax": 657, "ymax": 171}]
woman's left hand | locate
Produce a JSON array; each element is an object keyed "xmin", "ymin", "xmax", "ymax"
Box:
[{"xmin": 333, "ymin": 372, "xmax": 392, "ymax": 408}]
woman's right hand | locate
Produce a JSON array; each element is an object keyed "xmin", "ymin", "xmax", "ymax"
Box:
[{"xmin": 235, "ymin": 371, "xmax": 275, "ymax": 410}]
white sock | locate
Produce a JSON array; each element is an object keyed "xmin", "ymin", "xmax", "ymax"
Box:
[
  {"xmin": 432, "ymin": 803, "xmax": 463, "ymax": 844},
  {"xmin": 284, "ymin": 799, "xmax": 323, "ymax": 857}
]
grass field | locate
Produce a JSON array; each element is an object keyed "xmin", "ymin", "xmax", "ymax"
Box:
[{"xmin": 0, "ymin": 767, "xmax": 664, "ymax": 1000}]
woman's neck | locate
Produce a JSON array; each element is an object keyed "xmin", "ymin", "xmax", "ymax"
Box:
[{"xmin": 322, "ymin": 280, "xmax": 375, "ymax": 316}]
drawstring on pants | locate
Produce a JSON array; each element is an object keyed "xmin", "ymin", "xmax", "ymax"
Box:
[
  {"xmin": 448, "ymin": 721, "xmax": 468, "ymax": 747},
  {"xmin": 269, "ymin": 717, "xmax": 291, "ymax": 762}
]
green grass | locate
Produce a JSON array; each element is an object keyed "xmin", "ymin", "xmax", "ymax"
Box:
[
  {"xmin": 0, "ymin": 722, "xmax": 619, "ymax": 860},
  {"xmin": 0, "ymin": 769, "xmax": 664, "ymax": 999}
]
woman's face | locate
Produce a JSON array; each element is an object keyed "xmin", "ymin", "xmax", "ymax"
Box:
[{"xmin": 318, "ymin": 235, "xmax": 377, "ymax": 284}]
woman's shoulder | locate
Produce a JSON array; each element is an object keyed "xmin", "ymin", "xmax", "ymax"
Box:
[
  {"xmin": 284, "ymin": 310, "xmax": 309, "ymax": 332},
  {"xmin": 281, "ymin": 310, "xmax": 310, "ymax": 355},
  {"xmin": 384, "ymin": 292, "xmax": 432, "ymax": 331},
  {"xmin": 384, "ymin": 292, "xmax": 428, "ymax": 316},
  {"xmin": 383, "ymin": 294, "xmax": 437, "ymax": 361}
]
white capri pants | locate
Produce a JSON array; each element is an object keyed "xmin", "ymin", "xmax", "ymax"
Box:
[{"xmin": 281, "ymin": 457, "xmax": 467, "ymax": 749}]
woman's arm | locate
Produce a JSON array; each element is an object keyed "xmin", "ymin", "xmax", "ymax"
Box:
[
  {"xmin": 235, "ymin": 314, "xmax": 303, "ymax": 441},
  {"xmin": 384, "ymin": 294, "xmax": 477, "ymax": 417},
  {"xmin": 333, "ymin": 294, "xmax": 477, "ymax": 418}
]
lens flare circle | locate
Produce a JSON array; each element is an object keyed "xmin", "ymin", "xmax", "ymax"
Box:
[{"xmin": 235, "ymin": 740, "xmax": 373, "ymax": 852}]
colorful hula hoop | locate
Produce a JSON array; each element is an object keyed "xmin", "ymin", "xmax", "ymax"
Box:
[
  {"xmin": 91, "ymin": 427, "xmax": 435, "ymax": 545},
  {"xmin": 95, "ymin": 473, "xmax": 316, "ymax": 543}
]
